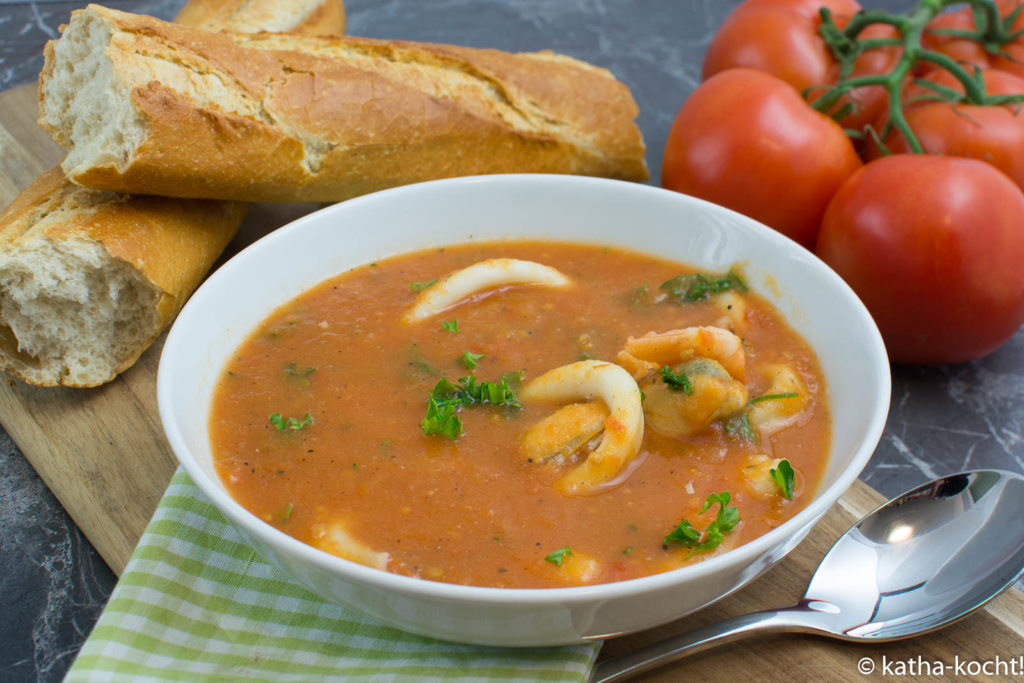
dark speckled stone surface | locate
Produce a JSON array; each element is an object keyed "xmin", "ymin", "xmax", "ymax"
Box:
[{"xmin": 2, "ymin": 0, "xmax": 1022, "ymax": 680}]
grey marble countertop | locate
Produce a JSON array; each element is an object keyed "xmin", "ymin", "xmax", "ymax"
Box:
[{"xmin": 2, "ymin": 0, "xmax": 1022, "ymax": 681}]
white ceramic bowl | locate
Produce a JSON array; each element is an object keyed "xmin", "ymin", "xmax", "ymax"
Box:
[{"xmin": 158, "ymin": 174, "xmax": 890, "ymax": 647}]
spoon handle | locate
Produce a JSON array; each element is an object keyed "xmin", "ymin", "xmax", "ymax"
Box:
[{"xmin": 589, "ymin": 603, "xmax": 827, "ymax": 683}]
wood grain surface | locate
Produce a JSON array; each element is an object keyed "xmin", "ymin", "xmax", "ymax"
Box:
[{"xmin": 1, "ymin": 82, "xmax": 1021, "ymax": 679}]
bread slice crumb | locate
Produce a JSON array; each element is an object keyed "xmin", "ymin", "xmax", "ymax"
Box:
[
  {"xmin": 0, "ymin": 168, "xmax": 244, "ymax": 387},
  {"xmin": 0, "ymin": 235, "xmax": 160, "ymax": 387},
  {"xmin": 39, "ymin": 9, "xmax": 149, "ymax": 179}
]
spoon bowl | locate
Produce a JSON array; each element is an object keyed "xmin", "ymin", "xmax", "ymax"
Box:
[{"xmin": 594, "ymin": 470, "xmax": 1024, "ymax": 682}]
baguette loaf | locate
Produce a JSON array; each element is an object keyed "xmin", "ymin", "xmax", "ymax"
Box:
[
  {"xmin": 39, "ymin": 5, "xmax": 648, "ymax": 203},
  {"xmin": 0, "ymin": 0, "xmax": 345, "ymax": 387}
]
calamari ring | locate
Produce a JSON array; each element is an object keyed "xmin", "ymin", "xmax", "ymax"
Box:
[
  {"xmin": 310, "ymin": 520, "xmax": 391, "ymax": 571},
  {"xmin": 521, "ymin": 360, "xmax": 644, "ymax": 495},
  {"xmin": 403, "ymin": 258, "xmax": 571, "ymax": 323}
]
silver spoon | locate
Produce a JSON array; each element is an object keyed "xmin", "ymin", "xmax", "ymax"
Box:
[{"xmin": 592, "ymin": 469, "xmax": 1024, "ymax": 683}]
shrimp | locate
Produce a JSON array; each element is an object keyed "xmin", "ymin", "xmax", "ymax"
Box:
[
  {"xmin": 310, "ymin": 520, "xmax": 391, "ymax": 571},
  {"xmin": 520, "ymin": 360, "xmax": 644, "ymax": 495},
  {"xmin": 615, "ymin": 326, "xmax": 747, "ymax": 439},
  {"xmin": 403, "ymin": 258, "xmax": 571, "ymax": 322},
  {"xmin": 748, "ymin": 363, "xmax": 809, "ymax": 435},
  {"xmin": 617, "ymin": 326, "xmax": 745, "ymax": 382}
]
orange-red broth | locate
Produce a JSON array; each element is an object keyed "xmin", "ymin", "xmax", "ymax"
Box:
[{"xmin": 210, "ymin": 241, "xmax": 830, "ymax": 589}]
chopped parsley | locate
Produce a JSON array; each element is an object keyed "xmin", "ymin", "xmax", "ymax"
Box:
[
  {"xmin": 410, "ymin": 279, "xmax": 437, "ymax": 292},
  {"xmin": 269, "ymin": 412, "xmax": 313, "ymax": 431},
  {"xmin": 749, "ymin": 392, "xmax": 799, "ymax": 404},
  {"xmin": 660, "ymin": 365, "xmax": 693, "ymax": 394},
  {"xmin": 660, "ymin": 270, "xmax": 747, "ymax": 304},
  {"xmin": 284, "ymin": 362, "xmax": 316, "ymax": 378},
  {"xmin": 441, "ymin": 319, "xmax": 459, "ymax": 333},
  {"xmin": 279, "ymin": 503, "xmax": 293, "ymax": 521},
  {"xmin": 627, "ymin": 282, "xmax": 650, "ymax": 310},
  {"xmin": 664, "ymin": 519, "xmax": 701, "ymax": 546},
  {"xmin": 770, "ymin": 459, "xmax": 796, "ymax": 500},
  {"xmin": 420, "ymin": 371, "xmax": 524, "ymax": 438},
  {"xmin": 421, "ymin": 397, "xmax": 462, "ymax": 439},
  {"xmin": 622, "ymin": 546, "xmax": 634, "ymax": 555},
  {"xmin": 544, "ymin": 546, "xmax": 573, "ymax": 567},
  {"xmin": 284, "ymin": 362, "xmax": 316, "ymax": 386},
  {"xmin": 664, "ymin": 492, "xmax": 740, "ymax": 559},
  {"xmin": 724, "ymin": 412, "xmax": 757, "ymax": 442},
  {"xmin": 461, "ymin": 351, "xmax": 485, "ymax": 370}
]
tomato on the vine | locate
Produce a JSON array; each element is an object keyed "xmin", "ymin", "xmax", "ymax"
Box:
[
  {"xmin": 816, "ymin": 155, "xmax": 1024, "ymax": 364},
  {"xmin": 875, "ymin": 68, "xmax": 1024, "ymax": 191},
  {"xmin": 703, "ymin": 0, "xmax": 861, "ymax": 89},
  {"xmin": 662, "ymin": 68, "xmax": 861, "ymax": 248},
  {"xmin": 702, "ymin": 0, "xmax": 899, "ymax": 130}
]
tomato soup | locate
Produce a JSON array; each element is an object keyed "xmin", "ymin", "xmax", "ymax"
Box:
[{"xmin": 209, "ymin": 241, "xmax": 830, "ymax": 588}]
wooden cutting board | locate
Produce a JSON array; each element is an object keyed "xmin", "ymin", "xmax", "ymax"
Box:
[{"xmin": 2, "ymin": 82, "xmax": 1022, "ymax": 679}]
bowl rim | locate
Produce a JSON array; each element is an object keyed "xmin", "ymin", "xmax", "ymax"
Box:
[{"xmin": 158, "ymin": 173, "xmax": 891, "ymax": 608}]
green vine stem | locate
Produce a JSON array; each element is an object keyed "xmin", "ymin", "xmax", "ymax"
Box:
[{"xmin": 810, "ymin": 0, "xmax": 1024, "ymax": 153}]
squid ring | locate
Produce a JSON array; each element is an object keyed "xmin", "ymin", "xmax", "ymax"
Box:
[
  {"xmin": 403, "ymin": 258, "xmax": 571, "ymax": 323},
  {"xmin": 521, "ymin": 360, "xmax": 644, "ymax": 495}
]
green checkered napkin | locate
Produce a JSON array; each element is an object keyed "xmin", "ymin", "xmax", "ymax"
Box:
[{"xmin": 67, "ymin": 468, "xmax": 601, "ymax": 682}]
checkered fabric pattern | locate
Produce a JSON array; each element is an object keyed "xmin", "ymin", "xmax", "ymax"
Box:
[{"xmin": 66, "ymin": 469, "xmax": 601, "ymax": 682}]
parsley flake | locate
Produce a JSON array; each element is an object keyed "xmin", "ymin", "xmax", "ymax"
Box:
[
  {"xmin": 461, "ymin": 351, "xmax": 485, "ymax": 370},
  {"xmin": 442, "ymin": 320, "xmax": 459, "ymax": 333},
  {"xmin": 544, "ymin": 546, "xmax": 573, "ymax": 567},
  {"xmin": 421, "ymin": 396, "xmax": 463, "ymax": 439},
  {"xmin": 749, "ymin": 392, "xmax": 799, "ymax": 404},
  {"xmin": 770, "ymin": 459, "xmax": 796, "ymax": 500},
  {"xmin": 269, "ymin": 412, "xmax": 313, "ymax": 431},
  {"xmin": 660, "ymin": 270, "xmax": 747, "ymax": 304},
  {"xmin": 626, "ymin": 282, "xmax": 650, "ymax": 310},
  {"xmin": 410, "ymin": 279, "xmax": 437, "ymax": 292},
  {"xmin": 284, "ymin": 362, "xmax": 316, "ymax": 386},
  {"xmin": 660, "ymin": 366, "xmax": 693, "ymax": 394},
  {"xmin": 664, "ymin": 492, "xmax": 740, "ymax": 559},
  {"xmin": 420, "ymin": 372, "xmax": 524, "ymax": 438},
  {"xmin": 724, "ymin": 412, "xmax": 757, "ymax": 442}
]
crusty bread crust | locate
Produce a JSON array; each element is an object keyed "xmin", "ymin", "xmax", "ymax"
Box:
[
  {"xmin": 40, "ymin": 6, "xmax": 648, "ymax": 202},
  {"xmin": 175, "ymin": 0, "xmax": 345, "ymax": 36},
  {"xmin": 0, "ymin": 1, "xmax": 345, "ymax": 387}
]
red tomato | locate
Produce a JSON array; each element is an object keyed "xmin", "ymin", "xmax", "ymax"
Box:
[
  {"xmin": 876, "ymin": 68, "xmax": 1024, "ymax": 191},
  {"xmin": 816, "ymin": 155, "xmax": 1024, "ymax": 364},
  {"xmin": 703, "ymin": 0, "xmax": 899, "ymax": 130},
  {"xmin": 662, "ymin": 68, "xmax": 862, "ymax": 248},
  {"xmin": 703, "ymin": 0, "xmax": 861, "ymax": 88}
]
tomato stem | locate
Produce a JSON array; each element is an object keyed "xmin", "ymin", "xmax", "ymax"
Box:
[
  {"xmin": 961, "ymin": 0, "xmax": 1015, "ymax": 45},
  {"xmin": 815, "ymin": 0, "xmax": 1024, "ymax": 153}
]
